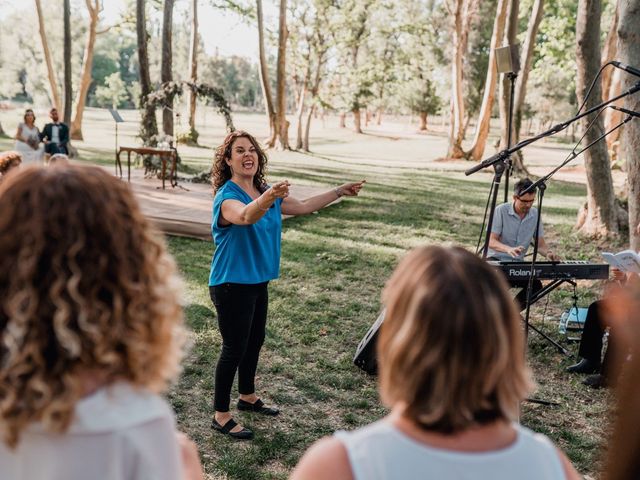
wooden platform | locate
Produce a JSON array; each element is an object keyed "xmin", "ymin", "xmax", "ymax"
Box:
[{"xmin": 126, "ymin": 169, "xmax": 337, "ymax": 241}]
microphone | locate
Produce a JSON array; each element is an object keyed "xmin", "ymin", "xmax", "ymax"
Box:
[
  {"xmin": 610, "ymin": 105, "xmax": 640, "ymax": 119},
  {"xmin": 611, "ymin": 61, "xmax": 640, "ymax": 78}
]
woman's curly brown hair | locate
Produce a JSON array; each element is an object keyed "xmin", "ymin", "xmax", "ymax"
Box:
[
  {"xmin": 0, "ymin": 165, "xmax": 185, "ymax": 449},
  {"xmin": 0, "ymin": 151, "xmax": 22, "ymax": 176},
  {"xmin": 211, "ymin": 130, "xmax": 268, "ymax": 192}
]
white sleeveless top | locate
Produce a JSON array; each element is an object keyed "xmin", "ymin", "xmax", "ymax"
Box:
[
  {"xmin": 0, "ymin": 382, "xmax": 182, "ymax": 480},
  {"xmin": 335, "ymin": 420, "xmax": 566, "ymax": 480}
]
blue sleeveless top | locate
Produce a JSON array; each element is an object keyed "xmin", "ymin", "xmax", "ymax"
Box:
[{"xmin": 208, "ymin": 180, "xmax": 283, "ymax": 286}]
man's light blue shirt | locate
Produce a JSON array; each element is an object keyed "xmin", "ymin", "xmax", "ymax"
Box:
[{"xmin": 487, "ymin": 202, "xmax": 543, "ymax": 261}]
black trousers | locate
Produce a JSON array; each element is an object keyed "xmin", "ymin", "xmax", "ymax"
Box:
[
  {"xmin": 511, "ymin": 278, "xmax": 543, "ymax": 311},
  {"xmin": 578, "ymin": 300, "xmax": 611, "ymax": 371},
  {"xmin": 210, "ymin": 282, "xmax": 269, "ymax": 412}
]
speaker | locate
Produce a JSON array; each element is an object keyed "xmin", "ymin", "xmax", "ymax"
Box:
[
  {"xmin": 353, "ymin": 310, "xmax": 385, "ymax": 375},
  {"xmin": 495, "ymin": 44, "xmax": 521, "ymax": 74}
]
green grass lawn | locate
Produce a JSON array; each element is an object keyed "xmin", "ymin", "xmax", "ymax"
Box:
[
  {"xmin": 166, "ymin": 165, "xmax": 616, "ymax": 479},
  {"xmin": 1, "ymin": 107, "xmax": 621, "ymax": 479}
]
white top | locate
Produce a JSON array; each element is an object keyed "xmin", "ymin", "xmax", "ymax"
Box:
[
  {"xmin": 51, "ymin": 124, "xmax": 61, "ymax": 143},
  {"xmin": 0, "ymin": 383, "xmax": 183, "ymax": 480},
  {"xmin": 335, "ymin": 420, "xmax": 566, "ymax": 480}
]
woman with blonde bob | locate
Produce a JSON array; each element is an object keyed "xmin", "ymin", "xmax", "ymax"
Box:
[
  {"xmin": 0, "ymin": 165, "xmax": 203, "ymax": 480},
  {"xmin": 292, "ymin": 245, "xmax": 581, "ymax": 480}
]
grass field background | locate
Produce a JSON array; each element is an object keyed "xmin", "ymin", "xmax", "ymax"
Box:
[{"xmin": 1, "ymin": 106, "xmax": 623, "ymax": 479}]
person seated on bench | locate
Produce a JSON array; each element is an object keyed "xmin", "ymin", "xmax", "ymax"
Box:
[
  {"xmin": 567, "ymin": 222, "xmax": 640, "ymax": 389},
  {"xmin": 291, "ymin": 245, "xmax": 580, "ymax": 480},
  {"xmin": 487, "ymin": 178, "xmax": 561, "ymax": 310}
]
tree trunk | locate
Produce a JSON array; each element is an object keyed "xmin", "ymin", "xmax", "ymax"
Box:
[
  {"xmin": 302, "ymin": 40, "xmax": 326, "ymax": 152},
  {"xmin": 161, "ymin": 0, "xmax": 175, "ymax": 138},
  {"xmin": 575, "ymin": 0, "xmax": 618, "ymax": 236},
  {"xmin": 339, "ymin": 112, "xmax": 346, "ymax": 128},
  {"xmin": 295, "ymin": 82, "xmax": 307, "ymax": 150},
  {"xmin": 605, "ymin": 69, "xmax": 623, "ymax": 156},
  {"xmin": 513, "ymin": 0, "xmax": 544, "ymax": 145},
  {"xmin": 447, "ymin": 0, "xmax": 478, "ymax": 158},
  {"xmin": 447, "ymin": 0, "xmax": 466, "ymax": 158},
  {"xmin": 256, "ymin": 0, "xmax": 277, "ymax": 146},
  {"xmin": 618, "ymin": 0, "xmax": 640, "ymax": 248},
  {"xmin": 418, "ymin": 112, "xmax": 428, "ymax": 131},
  {"xmin": 303, "ymin": 105, "xmax": 315, "ymax": 152},
  {"xmin": 498, "ymin": 0, "xmax": 519, "ymax": 150},
  {"xmin": 466, "ymin": 0, "xmax": 509, "ymax": 161},
  {"xmin": 274, "ymin": 0, "xmax": 290, "ymax": 150},
  {"xmin": 63, "ymin": 0, "xmax": 72, "ymax": 125},
  {"xmin": 601, "ymin": 4, "xmax": 619, "ymax": 100},
  {"xmin": 353, "ymin": 109, "xmax": 363, "ymax": 134},
  {"xmin": 376, "ymin": 108, "xmax": 382, "ymax": 125},
  {"xmin": 35, "ymin": 0, "xmax": 61, "ymax": 110},
  {"xmin": 70, "ymin": 0, "xmax": 100, "ymax": 141},
  {"xmin": 0, "ymin": 122, "xmax": 5, "ymax": 136},
  {"xmin": 136, "ymin": 0, "xmax": 158, "ymax": 145},
  {"xmin": 188, "ymin": 0, "xmax": 198, "ymax": 137}
]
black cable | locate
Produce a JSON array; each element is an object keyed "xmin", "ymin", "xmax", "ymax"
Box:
[{"xmin": 575, "ymin": 61, "xmax": 616, "ymax": 115}]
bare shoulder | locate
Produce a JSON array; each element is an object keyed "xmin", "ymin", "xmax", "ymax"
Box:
[
  {"xmin": 290, "ymin": 436, "xmax": 353, "ymax": 480},
  {"xmin": 556, "ymin": 447, "xmax": 583, "ymax": 480}
]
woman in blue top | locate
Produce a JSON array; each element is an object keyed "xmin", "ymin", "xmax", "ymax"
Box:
[{"xmin": 209, "ymin": 131, "xmax": 365, "ymax": 439}]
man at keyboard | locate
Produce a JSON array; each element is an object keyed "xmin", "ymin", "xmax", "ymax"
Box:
[{"xmin": 487, "ymin": 178, "xmax": 561, "ymax": 310}]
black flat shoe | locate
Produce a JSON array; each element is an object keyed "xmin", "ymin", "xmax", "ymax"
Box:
[
  {"xmin": 237, "ymin": 398, "xmax": 280, "ymax": 416},
  {"xmin": 211, "ymin": 418, "xmax": 254, "ymax": 440},
  {"xmin": 583, "ymin": 374, "xmax": 607, "ymax": 389},
  {"xmin": 566, "ymin": 358, "xmax": 600, "ymax": 374}
]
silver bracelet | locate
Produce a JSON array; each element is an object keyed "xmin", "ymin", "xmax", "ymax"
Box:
[{"xmin": 334, "ymin": 187, "xmax": 343, "ymax": 198}]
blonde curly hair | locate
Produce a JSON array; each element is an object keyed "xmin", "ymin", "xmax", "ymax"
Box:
[{"xmin": 0, "ymin": 165, "xmax": 185, "ymax": 448}]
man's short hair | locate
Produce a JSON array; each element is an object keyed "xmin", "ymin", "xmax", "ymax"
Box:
[{"xmin": 514, "ymin": 178, "xmax": 535, "ymax": 197}]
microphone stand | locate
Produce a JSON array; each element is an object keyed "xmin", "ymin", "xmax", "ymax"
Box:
[
  {"xmin": 470, "ymin": 80, "xmax": 640, "ymax": 262},
  {"xmin": 520, "ymin": 114, "xmax": 635, "ymax": 352}
]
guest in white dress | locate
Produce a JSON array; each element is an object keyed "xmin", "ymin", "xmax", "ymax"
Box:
[
  {"xmin": 13, "ymin": 109, "xmax": 44, "ymax": 164},
  {"xmin": 0, "ymin": 165, "xmax": 204, "ymax": 480}
]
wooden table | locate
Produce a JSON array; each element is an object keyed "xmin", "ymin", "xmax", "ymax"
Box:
[{"xmin": 116, "ymin": 146, "xmax": 178, "ymax": 189}]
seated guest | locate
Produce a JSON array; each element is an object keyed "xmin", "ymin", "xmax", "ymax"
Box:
[
  {"xmin": 0, "ymin": 151, "xmax": 22, "ymax": 180},
  {"xmin": 292, "ymin": 245, "xmax": 581, "ymax": 480},
  {"xmin": 0, "ymin": 165, "xmax": 204, "ymax": 480},
  {"xmin": 40, "ymin": 107, "xmax": 69, "ymax": 162},
  {"xmin": 488, "ymin": 178, "xmax": 561, "ymax": 310},
  {"xmin": 567, "ymin": 222, "xmax": 640, "ymax": 388},
  {"xmin": 14, "ymin": 109, "xmax": 44, "ymax": 164},
  {"xmin": 49, "ymin": 153, "xmax": 70, "ymax": 165}
]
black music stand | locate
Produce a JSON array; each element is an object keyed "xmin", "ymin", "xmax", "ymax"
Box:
[{"xmin": 109, "ymin": 108, "xmax": 124, "ymax": 176}]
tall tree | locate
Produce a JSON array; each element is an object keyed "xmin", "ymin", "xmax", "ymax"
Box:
[
  {"xmin": 513, "ymin": 0, "xmax": 545, "ymax": 147},
  {"xmin": 35, "ymin": 0, "xmax": 61, "ymax": 110},
  {"xmin": 256, "ymin": 0, "xmax": 277, "ymax": 144},
  {"xmin": 161, "ymin": 0, "xmax": 175, "ymax": 137},
  {"xmin": 63, "ymin": 0, "xmax": 72, "ymax": 124},
  {"xmin": 187, "ymin": 0, "xmax": 199, "ymax": 141},
  {"xmin": 70, "ymin": 0, "xmax": 102, "ymax": 140},
  {"xmin": 466, "ymin": 0, "xmax": 509, "ymax": 161},
  {"xmin": 446, "ymin": 0, "xmax": 479, "ymax": 158},
  {"xmin": 274, "ymin": 0, "xmax": 290, "ymax": 149},
  {"xmin": 602, "ymin": 5, "xmax": 621, "ymax": 153},
  {"xmin": 497, "ymin": 0, "xmax": 519, "ymax": 150},
  {"xmin": 302, "ymin": 1, "xmax": 330, "ymax": 152},
  {"xmin": 575, "ymin": 0, "xmax": 618, "ymax": 236},
  {"xmin": 136, "ymin": 0, "xmax": 158, "ymax": 145},
  {"xmin": 618, "ymin": 0, "xmax": 640, "ymax": 248}
]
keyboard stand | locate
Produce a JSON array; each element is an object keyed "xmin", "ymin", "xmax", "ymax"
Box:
[{"xmin": 522, "ymin": 277, "xmax": 574, "ymax": 356}]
